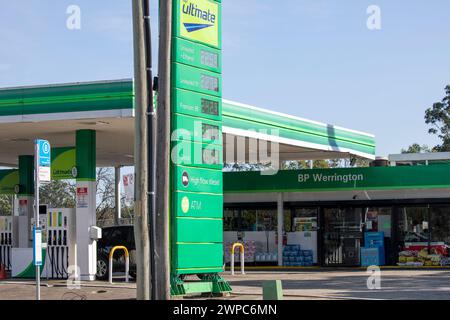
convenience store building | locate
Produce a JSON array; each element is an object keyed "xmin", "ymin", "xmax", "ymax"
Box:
[{"xmin": 224, "ymin": 156, "xmax": 450, "ymax": 268}]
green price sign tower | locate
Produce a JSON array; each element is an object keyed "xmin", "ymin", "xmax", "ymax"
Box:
[{"xmin": 170, "ymin": 0, "xmax": 231, "ymax": 296}]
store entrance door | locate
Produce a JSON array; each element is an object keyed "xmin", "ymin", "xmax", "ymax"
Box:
[{"xmin": 322, "ymin": 207, "xmax": 363, "ymax": 266}]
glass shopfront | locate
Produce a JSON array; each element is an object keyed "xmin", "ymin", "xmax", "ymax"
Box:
[
  {"xmin": 225, "ymin": 201, "xmax": 450, "ymax": 267},
  {"xmin": 394, "ymin": 206, "xmax": 450, "ymax": 266},
  {"xmin": 322, "ymin": 208, "xmax": 363, "ymax": 266},
  {"xmin": 223, "ymin": 207, "xmax": 285, "ymax": 265}
]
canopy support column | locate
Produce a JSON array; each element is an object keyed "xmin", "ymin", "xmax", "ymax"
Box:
[
  {"xmin": 75, "ymin": 129, "xmax": 97, "ymax": 281},
  {"xmin": 114, "ymin": 166, "xmax": 122, "ymax": 225},
  {"xmin": 277, "ymin": 193, "xmax": 284, "ymax": 266}
]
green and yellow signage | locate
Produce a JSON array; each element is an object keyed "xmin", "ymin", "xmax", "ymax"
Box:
[
  {"xmin": 175, "ymin": 0, "xmax": 221, "ymax": 48},
  {"xmin": 51, "ymin": 147, "xmax": 76, "ymax": 180},
  {"xmin": 170, "ymin": 0, "xmax": 224, "ymax": 280},
  {"xmin": 0, "ymin": 170, "xmax": 19, "ymax": 194}
]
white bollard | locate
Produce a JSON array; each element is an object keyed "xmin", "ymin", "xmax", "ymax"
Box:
[
  {"xmin": 231, "ymin": 243, "xmax": 245, "ymax": 276},
  {"xmin": 231, "ymin": 253, "xmax": 235, "ymax": 276},
  {"xmin": 240, "ymin": 250, "xmax": 245, "ymax": 275},
  {"xmin": 125, "ymin": 256, "xmax": 129, "ymax": 283},
  {"xmin": 109, "ymin": 257, "xmax": 113, "ymax": 284}
]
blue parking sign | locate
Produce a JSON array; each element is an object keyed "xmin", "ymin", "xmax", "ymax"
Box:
[{"xmin": 36, "ymin": 139, "xmax": 51, "ymax": 167}]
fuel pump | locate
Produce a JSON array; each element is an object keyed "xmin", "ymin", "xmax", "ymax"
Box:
[
  {"xmin": 0, "ymin": 216, "xmax": 12, "ymax": 270},
  {"xmin": 44, "ymin": 208, "xmax": 75, "ymax": 279}
]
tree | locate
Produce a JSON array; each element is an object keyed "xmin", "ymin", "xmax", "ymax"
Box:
[
  {"xmin": 96, "ymin": 167, "xmax": 115, "ymax": 222},
  {"xmin": 0, "ymin": 195, "xmax": 13, "ymax": 215},
  {"xmin": 425, "ymin": 85, "xmax": 450, "ymax": 151},
  {"xmin": 401, "ymin": 143, "xmax": 431, "ymax": 154},
  {"xmin": 40, "ymin": 180, "xmax": 76, "ymax": 208},
  {"xmin": 95, "ymin": 167, "xmax": 134, "ymax": 224}
]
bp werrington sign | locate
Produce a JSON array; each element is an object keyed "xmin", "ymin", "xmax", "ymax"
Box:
[
  {"xmin": 224, "ymin": 165, "xmax": 450, "ymax": 193},
  {"xmin": 298, "ymin": 172, "xmax": 364, "ymax": 184}
]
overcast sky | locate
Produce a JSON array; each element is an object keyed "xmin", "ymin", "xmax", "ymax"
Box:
[{"xmin": 1, "ymin": 1, "xmax": 449, "ymax": 156}]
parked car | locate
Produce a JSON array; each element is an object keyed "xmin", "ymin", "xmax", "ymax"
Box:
[{"xmin": 96, "ymin": 225, "xmax": 136, "ymax": 280}]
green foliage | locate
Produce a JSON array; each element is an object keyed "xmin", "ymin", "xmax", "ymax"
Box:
[
  {"xmin": 282, "ymin": 160, "xmax": 310, "ymax": 170},
  {"xmin": 0, "ymin": 195, "xmax": 12, "ymax": 215},
  {"xmin": 425, "ymin": 85, "xmax": 450, "ymax": 151},
  {"xmin": 96, "ymin": 167, "xmax": 134, "ymax": 224},
  {"xmin": 401, "ymin": 143, "xmax": 431, "ymax": 154},
  {"xmin": 223, "ymin": 162, "xmax": 274, "ymax": 172},
  {"xmin": 40, "ymin": 180, "xmax": 76, "ymax": 208},
  {"xmin": 226, "ymin": 158, "xmax": 371, "ymax": 171}
]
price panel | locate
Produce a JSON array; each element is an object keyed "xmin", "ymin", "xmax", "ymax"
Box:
[
  {"xmin": 202, "ymin": 147, "xmax": 220, "ymax": 165},
  {"xmin": 174, "ymin": 38, "xmax": 221, "ymax": 73},
  {"xmin": 174, "ymin": 63, "xmax": 222, "ymax": 97},
  {"xmin": 172, "ymin": 89, "xmax": 222, "ymax": 121},
  {"xmin": 200, "ymin": 50, "xmax": 218, "ymax": 69},
  {"xmin": 202, "ymin": 123, "xmax": 220, "ymax": 142},
  {"xmin": 200, "ymin": 74, "xmax": 219, "ymax": 93},
  {"xmin": 201, "ymin": 98, "xmax": 219, "ymax": 116}
]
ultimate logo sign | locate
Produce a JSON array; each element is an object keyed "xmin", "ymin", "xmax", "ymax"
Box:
[{"xmin": 179, "ymin": 0, "xmax": 220, "ymax": 47}]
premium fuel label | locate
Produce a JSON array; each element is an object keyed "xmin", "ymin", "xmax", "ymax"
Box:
[{"xmin": 173, "ymin": 89, "xmax": 222, "ymax": 121}]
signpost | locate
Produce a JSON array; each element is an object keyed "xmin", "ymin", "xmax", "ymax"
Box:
[
  {"xmin": 170, "ymin": 0, "xmax": 230, "ymax": 295},
  {"xmin": 34, "ymin": 139, "xmax": 51, "ymax": 300}
]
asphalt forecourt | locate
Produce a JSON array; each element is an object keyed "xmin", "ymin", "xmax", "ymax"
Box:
[
  {"xmin": 222, "ymin": 269, "xmax": 450, "ymax": 300},
  {"xmin": 3, "ymin": 269, "xmax": 450, "ymax": 300}
]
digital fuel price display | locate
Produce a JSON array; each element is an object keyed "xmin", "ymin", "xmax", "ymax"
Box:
[
  {"xmin": 200, "ymin": 74, "xmax": 219, "ymax": 93},
  {"xmin": 202, "ymin": 147, "xmax": 220, "ymax": 166},
  {"xmin": 174, "ymin": 38, "xmax": 221, "ymax": 73},
  {"xmin": 202, "ymin": 123, "xmax": 220, "ymax": 142},
  {"xmin": 174, "ymin": 64, "xmax": 221, "ymax": 97},
  {"xmin": 200, "ymin": 50, "xmax": 218, "ymax": 69},
  {"xmin": 201, "ymin": 98, "xmax": 219, "ymax": 116}
]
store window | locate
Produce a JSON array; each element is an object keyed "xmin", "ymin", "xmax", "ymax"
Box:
[
  {"xmin": 430, "ymin": 207, "xmax": 450, "ymax": 244},
  {"xmin": 364, "ymin": 207, "xmax": 392, "ymax": 237},
  {"xmin": 389, "ymin": 205, "xmax": 450, "ymax": 266},
  {"xmin": 241, "ymin": 209, "xmax": 257, "ymax": 231},
  {"xmin": 224, "ymin": 209, "xmax": 239, "ymax": 231},
  {"xmin": 323, "ymin": 207, "xmax": 362, "ymax": 266},
  {"xmin": 255, "ymin": 209, "xmax": 276, "ymax": 231},
  {"xmin": 397, "ymin": 207, "xmax": 429, "ymax": 243},
  {"xmin": 292, "ymin": 208, "xmax": 318, "ymax": 232},
  {"xmin": 223, "ymin": 207, "xmax": 279, "ymax": 232},
  {"xmin": 284, "ymin": 210, "xmax": 291, "ymax": 232}
]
